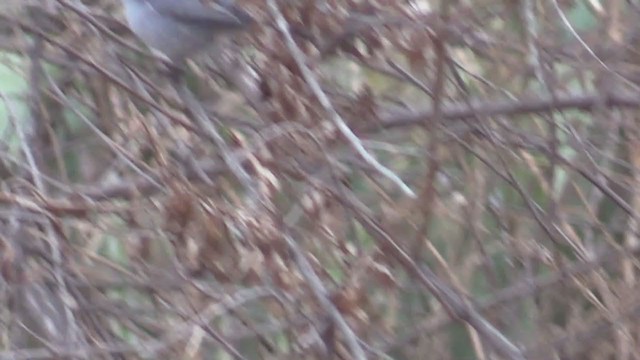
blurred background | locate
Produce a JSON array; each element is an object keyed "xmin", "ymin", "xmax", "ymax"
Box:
[{"xmin": 1, "ymin": 0, "xmax": 639, "ymax": 359}]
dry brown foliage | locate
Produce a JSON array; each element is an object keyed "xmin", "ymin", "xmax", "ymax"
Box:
[{"xmin": 1, "ymin": 0, "xmax": 640, "ymax": 359}]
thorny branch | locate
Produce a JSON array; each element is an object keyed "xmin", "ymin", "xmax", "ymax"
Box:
[{"xmin": 2, "ymin": 1, "xmax": 640, "ymax": 359}]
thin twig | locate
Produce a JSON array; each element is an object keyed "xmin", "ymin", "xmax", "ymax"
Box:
[
  {"xmin": 283, "ymin": 234, "xmax": 367, "ymax": 360},
  {"xmin": 266, "ymin": 0, "xmax": 416, "ymax": 198}
]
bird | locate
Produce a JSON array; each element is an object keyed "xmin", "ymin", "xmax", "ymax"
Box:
[{"xmin": 120, "ymin": 0, "xmax": 253, "ymax": 63}]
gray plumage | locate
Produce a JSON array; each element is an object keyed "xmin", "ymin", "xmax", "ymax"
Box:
[{"xmin": 121, "ymin": 0, "xmax": 252, "ymax": 61}]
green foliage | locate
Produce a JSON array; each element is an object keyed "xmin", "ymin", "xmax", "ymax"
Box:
[{"xmin": 0, "ymin": 54, "xmax": 27, "ymax": 150}]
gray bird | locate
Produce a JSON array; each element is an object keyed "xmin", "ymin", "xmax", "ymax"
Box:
[{"xmin": 121, "ymin": 0, "xmax": 253, "ymax": 62}]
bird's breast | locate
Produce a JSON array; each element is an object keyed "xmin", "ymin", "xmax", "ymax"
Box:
[{"xmin": 124, "ymin": 0, "xmax": 214, "ymax": 60}]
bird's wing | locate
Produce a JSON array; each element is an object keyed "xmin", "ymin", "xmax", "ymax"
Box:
[{"xmin": 145, "ymin": 0, "xmax": 249, "ymax": 29}]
